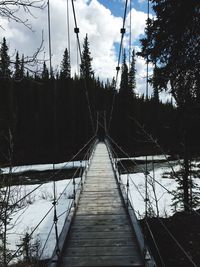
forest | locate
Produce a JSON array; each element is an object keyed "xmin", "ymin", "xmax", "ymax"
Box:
[
  {"xmin": 1, "ymin": 32, "xmax": 199, "ymax": 167},
  {"xmin": 0, "ymin": 0, "xmax": 200, "ymax": 266}
]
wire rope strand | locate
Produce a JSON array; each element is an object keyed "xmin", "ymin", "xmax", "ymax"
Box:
[
  {"xmin": 47, "ymin": 0, "xmax": 52, "ymax": 76},
  {"xmin": 158, "ymin": 218, "xmax": 198, "ymax": 267},
  {"xmin": 108, "ymin": 0, "xmax": 129, "ymax": 131},
  {"xmin": 71, "ymin": 0, "xmax": 96, "ymax": 134},
  {"xmin": 107, "ymin": 134, "xmax": 200, "ymax": 216},
  {"xmin": 108, "ymin": 138, "xmax": 197, "ymax": 267},
  {"xmin": 129, "ymin": 0, "xmax": 132, "ymax": 70},
  {"xmin": 66, "ymin": 0, "xmax": 71, "ymax": 60},
  {"xmin": 10, "ymin": 135, "xmax": 96, "ymax": 210}
]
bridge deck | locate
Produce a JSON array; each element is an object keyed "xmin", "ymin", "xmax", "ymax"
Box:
[{"xmin": 59, "ymin": 142, "xmax": 144, "ymax": 267}]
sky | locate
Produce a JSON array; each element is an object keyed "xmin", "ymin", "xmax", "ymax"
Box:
[{"xmin": 0, "ymin": 0, "xmax": 155, "ymax": 96}]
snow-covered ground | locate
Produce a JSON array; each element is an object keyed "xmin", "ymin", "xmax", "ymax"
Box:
[
  {"xmin": 6, "ymin": 177, "xmax": 81, "ymax": 263},
  {"xmin": 1, "ymin": 160, "xmax": 85, "ymax": 174},
  {"xmin": 121, "ymin": 163, "xmax": 200, "ymax": 218},
  {"xmin": 2, "ymin": 156, "xmax": 200, "ymax": 264}
]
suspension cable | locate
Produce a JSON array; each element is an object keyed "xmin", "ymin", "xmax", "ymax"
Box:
[
  {"xmin": 39, "ymin": 222, "xmax": 54, "ymax": 259},
  {"xmin": 8, "ymin": 205, "xmax": 55, "ymax": 264},
  {"xmin": 9, "ymin": 135, "xmax": 96, "ymax": 210},
  {"xmin": 107, "ymin": 134, "xmax": 200, "ymax": 217},
  {"xmin": 10, "ymin": 138, "xmax": 96, "ymax": 262},
  {"xmin": 71, "ymin": 0, "xmax": 95, "ymax": 133},
  {"xmin": 108, "ymin": 0, "xmax": 129, "ymax": 131},
  {"xmin": 108, "ymin": 138, "xmax": 198, "ymax": 266},
  {"xmin": 158, "ymin": 218, "xmax": 198, "ymax": 267}
]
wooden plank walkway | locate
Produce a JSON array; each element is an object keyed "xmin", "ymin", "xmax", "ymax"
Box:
[{"xmin": 59, "ymin": 142, "xmax": 144, "ymax": 267}]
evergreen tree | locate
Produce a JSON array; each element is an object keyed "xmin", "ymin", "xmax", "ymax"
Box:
[
  {"xmin": 14, "ymin": 51, "xmax": 20, "ymax": 79},
  {"xmin": 128, "ymin": 49, "xmax": 136, "ymax": 95},
  {"xmin": 41, "ymin": 61, "xmax": 49, "ymax": 80},
  {"xmin": 0, "ymin": 37, "xmax": 11, "ymax": 78},
  {"xmin": 111, "ymin": 77, "xmax": 116, "ymax": 91},
  {"xmin": 60, "ymin": 48, "xmax": 71, "ymax": 79},
  {"xmin": 119, "ymin": 50, "xmax": 129, "ymax": 95},
  {"xmin": 80, "ymin": 34, "xmax": 93, "ymax": 80},
  {"xmin": 139, "ymin": 0, "xmax": 200, "ymax": 212},
  {"xmin": 152, "ymin": 63, "xmax": 159, "ymax": 103},
  {"xmin": 20, "ymin": 54, "xmax": 25, "ymax": 79}
]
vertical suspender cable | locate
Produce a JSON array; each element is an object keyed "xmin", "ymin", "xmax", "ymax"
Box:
[
  {"xmin": 129, "ymin": 0, "xmax": 132, "ymax": 70},
  {"xmin": 71, "ymin": 0, "xmax": 95, "ymax": 133},
  {"xmin": 108, "ymin": 0, "xmax": 129, "ymax": 131},
  {"xmin": 47, "ymin": 0, "xmax": 52, "ymax": 76},
  {"xmin": 66, "ymin": 0, "xmax": 71, "ymax": 60},
  {"xmin": 146, "ymin": 0, "xmax": 150, "ymax": 99},
  {"xmin": 76, "ymin": 38, "xmax": 79, "ymax": 75},
  {"xmin": 47, "ymin": 0, "xmax": 60, "ymax": 256},
  {"xmin": 145, "ymin": 0, "xmax": 150, "ymax": 218}
]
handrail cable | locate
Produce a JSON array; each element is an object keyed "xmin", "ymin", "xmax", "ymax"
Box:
[
  {"xmin": 10, "ymin": 135, "xmax": 96, "ymax": 210},
  {"xmin": 127, "ymin": 184, "xmax": 165, "ymax": 266},
  {"xmin": 108, "ymin": 0, "xmax": 129, "ymax": 131},
  {"xmin": 107, "ymin": 134, "xmax": 200, "ymax": 217},
  {"xmin": 12, "ymin": 138, "xmax": 96, "ymax": 262},
  {"xmin": 39, "ymin": 222, "xmax": 54, "ymax": 259},
  {"xmin": 107, "ymin": 139, "xmax": 198, "ymax": 267},
  {"xmin": 39, "ymin": 161, "xmax": 85, "ymax": 259},
  {"xmin": 8, "ymin": 204, "xmax": 55, "ymax": 264},
  {"xmin": 107, "ymin": 139, "xmax": 166, "ymax": 266},
  {"xmin": 157, "ymin": 217, "xmax": 197, "ymax": 267},
  {"xmin": 128, "ymin": 113, "xmax": 200, "ymax": 215},
  {"xmin": 108, "ymin": 141, "xmax": 160, "ymax": 212}
]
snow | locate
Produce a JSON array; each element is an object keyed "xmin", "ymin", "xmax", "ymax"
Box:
[
  {"xmin": 4, "ymin": 157, "xmax": 200, "ymax": 264},
  {"xmin": 121, "ymin": 164, "xmax": 200, "ymax": 218},
  {"xmin": 1, "ymin": 160, "xmax": 86, "ymax": 174},
  {"xmin": 118, "ymin": 154, "xmax": 170, "ymax": 161},
  {"xmin": 7, "ymin": 178, "xmax": 81, "ymax": 263}
]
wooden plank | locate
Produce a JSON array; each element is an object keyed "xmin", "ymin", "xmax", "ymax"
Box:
[
  {"xmin": 64, "ymin": 246, "xmax": 139, "ymax": 257},
  {"xmin": 59, "ymin": 143, "xmax": 144, "ymax": 267},
  {"xmin": 61, "ymin": 255, "xmax": 143, "ymax": 267},
  {"xmin": 68, "ymin": 231, "xmax": 136, "ymax": 239},
  {"xmin": 66, "ymin": 237, "xmax": 137, "ymax": 247}
]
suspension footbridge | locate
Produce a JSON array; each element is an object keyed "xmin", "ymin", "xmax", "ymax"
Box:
[{"xmin": 48, "ymin": 141, "xmax": 155, "ymax": 267}]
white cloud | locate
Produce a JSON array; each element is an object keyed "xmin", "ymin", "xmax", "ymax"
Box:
[{"xmin": 0, "ymin": 0, "xmax": 150, "ymax": 91}]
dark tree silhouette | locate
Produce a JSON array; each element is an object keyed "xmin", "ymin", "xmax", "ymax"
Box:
[
  {"xmin": 60, "ymin": 48, "xmax": 71, "ymax": 79},
  {"xmin": 128, "ymin": 49, "xmax": 136, "ymax": 95},
  {"xmin": 120, "ymin": 50, "xmax": 129, "ymax": 95},
  {"xmin": 0, "ymin": 37, "xmax": 11, "ymax": 78},
  {"xmin": 80, "ymin": 34, "xmax": 93, "ymax": 80}
]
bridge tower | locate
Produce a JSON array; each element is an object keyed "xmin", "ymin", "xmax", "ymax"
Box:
[{"xmin": 96, "ymin": 111, "xmax": 107, "ymax": 141}]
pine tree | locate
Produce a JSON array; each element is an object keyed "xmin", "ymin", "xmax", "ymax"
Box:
[
  {"xmin": 80, "ymin": 34, "xmax": 93, "ymax": 80},
  {"xmin": 128, "ymin": 49, "xmax": 136, "ymax": 95},
  {"xmin": 60, "ymin": 48, "xmax": 71, "ymax": 79},
  {"xmin": 14, "ymin": 51, "xmax": 20, "ymax": 79},
  {"xmin": 120, "ymin": 50, "xmax": 129, "ymax": 95},
  {"xmin": 20, "ymin": 54, "xmax": 25, "ymax": 79},
  {"xmin": 41, "ymin": 61, "xmax": 49, "ymax": 80},
  {"xmin": 0, "ymin": 37, "xmax": 11, "ymax": 78}
]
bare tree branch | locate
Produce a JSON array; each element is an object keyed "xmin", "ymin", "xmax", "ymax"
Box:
[{"xmin": 0, "ymin": 0, "xmax": 46, "ymax": 29}]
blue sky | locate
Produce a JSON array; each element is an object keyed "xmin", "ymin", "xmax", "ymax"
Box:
[
  {"xmin": 0, "ymin": 0, "xmax": 154, "ymax": 95},
  {"xmin": 98, "ymin": 0, "xmax": 148, "ymax": 17}
]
